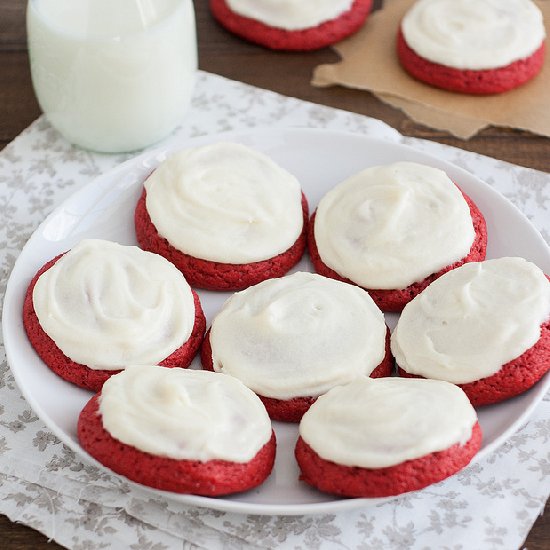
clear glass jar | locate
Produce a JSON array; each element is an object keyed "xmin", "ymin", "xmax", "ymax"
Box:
[{"xmin": 27, "ymin": 0, "xmax": 197, "ymax": 153}]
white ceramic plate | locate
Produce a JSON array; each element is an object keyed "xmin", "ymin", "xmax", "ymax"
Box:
[{"xmin": 3, "ymin": 128, "xmax": 550, "ymax": 516}]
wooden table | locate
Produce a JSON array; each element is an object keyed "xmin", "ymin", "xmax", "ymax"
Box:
[{"xmin": 0, "ymin": 1, "xmax": 548, "ymax": 548}]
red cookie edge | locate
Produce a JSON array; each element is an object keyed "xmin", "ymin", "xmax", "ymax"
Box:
[
  {"xmin": 295, "ymin": 421, "xmax": 482, "ymax": 497},
  {"xmin": 397, "ymin": 29, "xmax": 546, "ymax": 95},
  {"xmin": 398, "ymin": 317, "xmax": 550, "ymax": 406}
]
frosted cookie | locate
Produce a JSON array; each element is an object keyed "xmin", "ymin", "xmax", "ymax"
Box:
[
  {"xmin": 135, "ymin": 142, "xmax": 308, "ymax": 291},
  {"xmin": 209, "ymin": 0, "xmax": 373, "ymax": 51},
  {"xmin": 78, "ymin": 367, "xmax": 276, "ymax": 496},
  {"xmin": 392, "ymin": 257, "xmax": 550, "ymax": 406},
  {"xmin": 397, "ymin": 0, "xmax": 546, "ymax": 94},
  {"xmin": 201, "ymin": 272, "xmax": 392, "ymax": 422},
  {"xmin": 295, "ymin": 377, "xmax": 482, "ymax": 497},
  {"xmin": 309, "ymin": 162, "xmax": 487, "ymax": 312},
  {"xmin": 23, "ymin": 239, "xmax": 206, "ymax": 392}
]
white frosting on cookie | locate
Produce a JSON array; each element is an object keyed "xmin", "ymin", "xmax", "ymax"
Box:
[
  {"xmin": 401, "ymin": 0, "xmax": 545, "ymax": 70},
  {"xmin": 299, "ymin": 377, "xmax": 477, "ymax": 468},
  {"xmin": 99, "ymin": 366, "xmax": 272, "ymax": 462},
  {"xmin": 391, "ymin": 257, "xmax": 550, "ymax": 384},
  {"xmin": 314, "ymin": 162, "xmax": 475, "ymax": 290},
  {"xmin": 210, "ymin": 272, "xmax": 387, "ymax": 399},
  {"xmin": 33, "ymin": 239, "xmax": 195, "ymax": 370},
  {"xmin": 144, "ymin": 142, "xmax": 303, "ymax": 263},
  {"xmin": 225, "ymin": 0, "xmax": 354, "ymax": 31}
]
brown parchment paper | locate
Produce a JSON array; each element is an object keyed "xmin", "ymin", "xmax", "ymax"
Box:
[{"xmin": 312, "ymin": 0, "xmax": 550, "ymax": 139}]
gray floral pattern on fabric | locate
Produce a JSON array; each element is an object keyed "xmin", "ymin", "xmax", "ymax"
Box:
[{"xmin": 0, "ymin": 72, "xmax": 548, "ymax": 549}]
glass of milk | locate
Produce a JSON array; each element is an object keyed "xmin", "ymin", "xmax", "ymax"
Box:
[{"xmin": 27, "ymin": 0, "xmax": 197, "ymax": 153}]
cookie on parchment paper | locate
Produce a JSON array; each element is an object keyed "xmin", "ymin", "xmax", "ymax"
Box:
[{"xmin": 397, "ymin": 0, "xmax": 546, "ymax": 94}]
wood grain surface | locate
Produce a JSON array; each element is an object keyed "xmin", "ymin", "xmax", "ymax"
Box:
[{"xmin": 0, "ymin": 1, "xmax": 548, "ymax": 548}]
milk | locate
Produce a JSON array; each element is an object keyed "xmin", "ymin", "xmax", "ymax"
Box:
[{"xmin": 27, "ymin": 0, "xmax": 197, "ymax": 153}]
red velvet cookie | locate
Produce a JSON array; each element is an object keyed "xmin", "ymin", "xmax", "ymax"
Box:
[
  {"xmin": 209, "ymin": 0, "xmax": 373, "ymax": 51},
  {"xmin": 309, "ymin": 189, "xmax": 487, "ymax": 312},
  {"xmin": 135, "ymin": 190, "xmax": 309, "ymax": 291},
  {"xmin": 295, "ymin": 422, "xmax": 482, "ymax": 498},
  {"xmin": 23, "ymin": 254, "xmax": 206, "ymax": 392},
  {"xmin": 397, "ymin": 29, "xmax": 546, "ymax": 95},
  {"xmin": 398, "ymin": 318, "xmax": 550, "ymax": 407},
  {"xmin": 78, "ymin": 394, "xmax": 276, "ymax": 496},
  {"xmin": 200, "ymin": 327, "xmax": 394, "ymax": 423}
]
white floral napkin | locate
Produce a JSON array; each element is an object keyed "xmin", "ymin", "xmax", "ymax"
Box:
[{"xmin": 0, "ymin": 72, "xmax": 548, "ymax": 550}]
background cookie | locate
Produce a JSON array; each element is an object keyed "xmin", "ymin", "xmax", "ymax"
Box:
[
  {"xmin": 397, "ymin": 30, "xmax": 546, "ymax": 95},
  {"xmin": 397, "ymin": 0, "xmax": 546, "ymax": 94},
  {"xmin": 209, "ymin": 0, "xmax": 373, "ymax": 51}
]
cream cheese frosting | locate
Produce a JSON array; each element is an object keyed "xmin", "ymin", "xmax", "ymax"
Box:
[
  {"xmin": 401, "ymin": 0, "xmax": 545, "ymax": 70},
  {"xmin": 225, "ymin": 0, "xmax": 354, "ymax": 31},
  {"xmin": 33, "ymin": 239, "xmax": 195, "ymax": 370},
  {"xmin": 99, "ymin": 366, "xmax": 272, "ymax": 462},
  {"xmin": 391, "ymin": 257, "xmax": 550, "ymax": 384},
  {"xmin": 299, "ymin": 377, "xmax": 477, "ymax": 468},
  {"xmin": 144, "ymin": 142, "xmax": 303, "ymax": 263},
  {"xmin": 209, "ymin": 272, "xmax": 387, "ymax": 399},
  {"xmin": 314, "ymin": 162, "xmax": 475, "ymax": 290}
]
